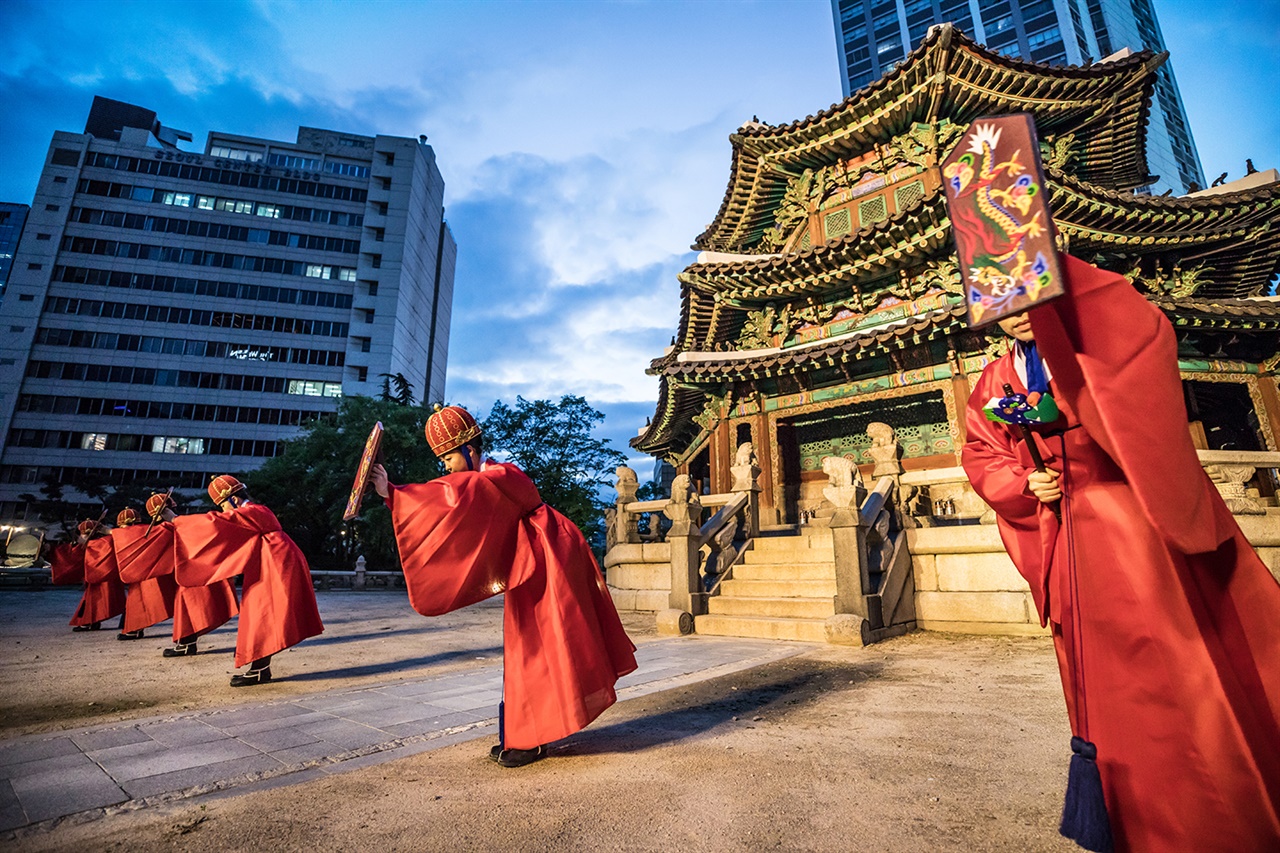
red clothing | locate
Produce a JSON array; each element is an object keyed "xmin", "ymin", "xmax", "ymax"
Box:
[
  {"xmin": 113, "ymin": 524, "xmax": 178, "ymax": 634},
  {"xmin": 174, "ymin": 503, "xmax": 322, "ymax": 667},
  {"xmin": 962, "ymin": 255, "xmax": 1280, "ymax": 851},
  {"xmin": 48, "ymin": 542, "xmax": 85, "ymax": 585},
  {"xmin": 54, "ymin": 537, "xmax": 126, "ymax": 627},
  {"xmin": 117, "ymin": 519, "xmax": 239, "ymax": 642},
  {"xmin": 387, "ymin": 461, "xmax": 637, "ymax": 751}
]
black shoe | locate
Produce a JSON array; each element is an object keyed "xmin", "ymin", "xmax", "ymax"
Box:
[
  {"xmin": 117, "ymin": 630, "xmax": 145, "ymax": 641},
  {"xmin": 163, "ymin": 642, "xmax": 198, "ymax": 657},
  {"xmin": 72, "ymin": 622, "xmax": 103, "ymax": 632},
  {"xmin": 230, "ymin": 667, "xmax": 272, "ymax": 688},
  {"xmin": 489, "ymin": 743, "xmax": 503, "ymax": 762},
  {"xmin": 497, "ymin": 745, "xmax": 546, "ymax": 768}
]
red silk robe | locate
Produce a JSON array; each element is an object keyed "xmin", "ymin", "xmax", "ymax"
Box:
[
  {"xmin": 961, "ymin": 255, "xmax": 1280, "ymax": 851},
  {"xmin": 174, "ymin": 503, "xmax": 322, "ymax": 667},
  {"xmin": 387, "ymin": 461, "xmax": 638, "ymax": 751},
  {"xmin": 112, "ymin": 525, "xmax": 178, "ymax": 633},
  {"xmin": 51, "ymin": 538, "xmax": 126, "ymax": 627},
  {"xmin": 115, "ymin": 520, "xmax": 238, "ymax": 642},
  {"xmin": 48, "ymin": 542, "xmax": 85, "ymax": 585}
]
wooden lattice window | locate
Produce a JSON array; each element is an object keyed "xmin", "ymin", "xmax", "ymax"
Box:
[
  {"xmin": 859, "ymin": 195, "xmax": 888, "ymax": 225},
  {"xmin": 894, "ymin": 180, "xmax": 925, "ymax": 212},
  {"xmin": 824, "ymin": 208, "xmax": 852, "ymax": 241},
  {"xmin": 800, "ymin": 230, "xmax": 811, "ymax": 250}
]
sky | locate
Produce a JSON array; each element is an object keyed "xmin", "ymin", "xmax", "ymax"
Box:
[{"xmin": 1, "ymin": 0, "xmax": 1277, "ymax": 477}]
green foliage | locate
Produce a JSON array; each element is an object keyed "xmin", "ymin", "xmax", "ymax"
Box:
[
  {"xmin": 20, "ymin": 474, "xmax": 202, "ymax": 543},
  {"xmin": 482, "ymin": 395, "xmax": 628, "ymax": 551},
  {"xmin": 246, "ymin": 395, "xmax": 441, "ymax": 570}
]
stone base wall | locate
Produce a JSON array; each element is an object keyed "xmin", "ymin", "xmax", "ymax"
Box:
[
  {"xmin": 907, "ymin": 524, "xmax": 1047, "ymax": 636},
  {"xmin": 604, "ymin": 542, "xmax": 671, "ymax": 612},
  {"xmin": 908, "ymin": 511, "xmax": 1280, "ymax": 636}
]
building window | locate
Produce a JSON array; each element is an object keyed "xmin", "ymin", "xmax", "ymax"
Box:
[
  {"xmin": 18, "ymin": 294, "xmax": 33, "ymax": 302},
  {"xmin": 287, "ymin": 380, "xmax": 343, "ymax": 397},
  {"xmin": 209, "ymin": 146, "xmax": 264, "ymax": 162},
  {"xmin": 306, "ymin": 264, "xmax": 333, "ymax": 279},
  {"xmin": 51, "ymin": 148, "xmax": 81, "ymax": 167},
  {"xmin": 1027, "ymin": 26, "xmax": 1062, "ymax": 50},
  {"xmin": 26, "ymin": 263, "xmax": 41, "ymax": 270},
  {"xmin": 162, "ymin": 192, "xmax": 193, "ymax": 207},
  {"xmin": 53, "ymin": 176, "xmax": 68, "ymax": 183},
  {"xmin": 45, "ymin": 204, "xmax": 59, "ymax": 212},
  {"xmin": 152, "ymin": 436, "xmax": 206, "ymax": 454},
  {"xmin": 81, "ymin": 433, "xmax": 109, "ymax": 451},
  {"xmin": 356, "ymin": 366, "xmax": 368, "ymax": 382},
  {"xmin": 255, "ymin": 203, "xmax": 281, "ymax": 219},
  {"xmin": 366, "ymin": 281, "xmax": 378, "ymax": 296},
  {"xmin": 197, "ymin": 196, "xmax": 215, "ymax": 210},
  {"xmin": 36, "ymin": 233, "xmax": 51, "ymax": 241},
  {"xmin": 267, "ymin": 153, "xmax": 322, "ymax": 171}
]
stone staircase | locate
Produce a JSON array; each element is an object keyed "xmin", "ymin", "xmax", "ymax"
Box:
[{"xmin": 695, "ymin": 529, "xmax": 836, "ymax": 642}]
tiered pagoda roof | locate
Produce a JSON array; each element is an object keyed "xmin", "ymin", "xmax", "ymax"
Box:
[
  {"xmin": 635, "ymin": 24, "xmax": 1280, "ymax": 460},
  {"xmin": 696, "ymin": 24, "xmax": 1164, "ymax": 253}
]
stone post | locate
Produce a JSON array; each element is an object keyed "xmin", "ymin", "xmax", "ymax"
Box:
[
  {"xmin": 661, "ymin": 474, "xmax": 706, "ymax": 619},
  {"xmin": 614, "ymin": 466, "xmax": 641, "ymax": 544},
  {"xmin": 820, "ymin": 456, "xmax": 869, "ymax": 618},
  {"xmin": 354, "ymin": 555, "xmax": 367, "ymax": 591},
  {"xmin": 729, "ymin": 441, "xmax": 762, "ymax": 538}
]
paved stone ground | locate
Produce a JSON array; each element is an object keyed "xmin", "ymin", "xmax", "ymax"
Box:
[{"xmin": 0, "ymin": 591, "xmax": 802, "ymax": 832}]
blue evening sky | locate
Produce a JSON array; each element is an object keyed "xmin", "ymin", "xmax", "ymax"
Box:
[{"xmin": 1, "ymin": 0, "xmax": 1276, "ymax": 473}]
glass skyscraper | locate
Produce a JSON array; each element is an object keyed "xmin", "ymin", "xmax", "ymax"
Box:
[{"xmin": 831, "ymin": 0, "xmax": 1205, "ymax": 194}]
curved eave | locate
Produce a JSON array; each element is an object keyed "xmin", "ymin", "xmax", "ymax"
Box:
[
  {"xmin": 661, "ymin": 304, "xmax": 966, "ymax": 384},
  {"xmin": 1051, "ymin": 170, "xmax": 1280, "ymax": 298},
  {"xmin": 632, "ymin": 377, "xmax": 710, "ymax": 457},
  {"xmin": 684, "ymin": 191, "xmax": 951, "ymax": 299},
  {"xmin": 695, "ymin": 23, "xmax": 1161, "ymax": 252}
]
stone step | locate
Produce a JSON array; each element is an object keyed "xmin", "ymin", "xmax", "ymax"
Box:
[
  {"xmin": 695, "ymin": 613, "xmax": 828, "ymax": 643},
  {"xmin": 720, "ymin": 578, "xmax": 838, "ymax": 598},
  {"xmin": 708, "ymin": 595, "xmax": 836, "ymax": 619},
  {"xmin": 731, "ymin": 562, "xmax": 835, "ymax": 582},
  {"xmin": 743, "ymin": 543, "xmax": 833, "ymax": 564}
]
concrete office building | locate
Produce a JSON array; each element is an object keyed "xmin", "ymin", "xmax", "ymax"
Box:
[
  {"xmin": 0, "ymin": 97, "xmax": 456, "ymax": 520},
  {"xmin": 831, "ymin": 0, "xmax": 1206, "ymax": 195},
  {"xmin": 0, "ymin": 203, "xmax": 31, "ymax": 305}
]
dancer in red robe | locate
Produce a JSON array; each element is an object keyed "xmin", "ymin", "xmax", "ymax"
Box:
[
  {"xmin": 371, "ymin": 405, "xmax": 637, "ymax": 768},
  {"xmin": 112, "ymin": 507, "xmax": 178, "ymax": 641},
  {"xmin": 121, "ymin": 492, "xmax": 240, "ymax": 659},
  {"xmin": 174, "ymin": 475, "xmax": 323, "ymax": 686},
  {"xmin": 47, "ymin": 518, "xmax": 126, "ymax": 631},
  {"xmin": 961, "ymin": 254, "xmax": 1280, "ymax": 851}
]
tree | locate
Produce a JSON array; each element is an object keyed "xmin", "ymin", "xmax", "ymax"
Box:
[
  {"xmin": 246, "ymin": 395, "xmax": 441, "ymax": 570},
  {"xmin": 482, "ymin": 395, "xmax": 628, "ymax": 551}
]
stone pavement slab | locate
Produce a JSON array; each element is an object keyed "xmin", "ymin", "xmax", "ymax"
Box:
[{"xmin": 0, "ymin": 635, "xmax": 808, "ymax": 834}]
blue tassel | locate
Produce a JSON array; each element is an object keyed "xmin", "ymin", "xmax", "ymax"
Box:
[{"xmin": 1059, "ymin": 736, "xmax": 1113, "ymax": 852}]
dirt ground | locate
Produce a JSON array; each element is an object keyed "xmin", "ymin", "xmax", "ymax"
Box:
[{"xmin": 2, "ymin": 589, "xmax": 1078, "ymax": 852}]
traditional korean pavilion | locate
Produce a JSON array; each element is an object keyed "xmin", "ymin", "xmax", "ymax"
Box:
[{"xmin": 634, "ymin": 24, "xmax": 1280, "ymax": 526}]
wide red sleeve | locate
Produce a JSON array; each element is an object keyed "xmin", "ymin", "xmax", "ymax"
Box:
[
  {"xmin": 48, "ymin": 543, "xmax": 86, "ymax": 585},
  {"xmin": 1029, "ymin": 254, "xmax": 1229, "ymax": 554},
  {"xmin": 173, "ymin": 511, "xmax": 262, "ymax": 587},
  {"xmin": 387, "ymin": 470, "xmax": 526, "ymax": 617},
  {"xmin": 113, "ymin": 525, "xmax": 177, "ymax": 584},
  {"xmin": 83, "ymin": 537, "xmax": 120, "ymax": 584},
  {"xmin": 961, "ymin": 359, "xmax": 1060, "ymax": 623}
]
